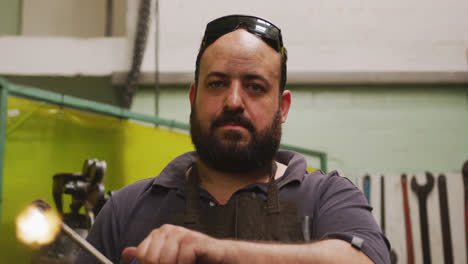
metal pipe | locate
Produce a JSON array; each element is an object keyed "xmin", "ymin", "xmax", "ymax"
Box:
[
  {"xmin": 105, "ymin": 0, "xmax": 114, "ymax": 36},
  {"xmin": 18, "ymin": 0, "xmax": 24, "ymax": 35},
  {"xmin": 154, "ymin": 0, "xmax": 160, "ymax": 118},
  {"xmin": 4, "ymin": 80, "xmax": 190, "ymax": 131},
  {"xmin": 320, "ymin": 153, "xmax": 328, "ymax": 173},
  {"xmin": 280, "ymin": 144, "xmax": 328, "ymax": 173},
  {"xmin": 61, "ymin": 222, "xmax": 112, "ymax": 264}
]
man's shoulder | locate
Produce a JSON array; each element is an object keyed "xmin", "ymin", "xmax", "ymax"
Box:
[
  {"xmin": 152, "ymin": 151, "xmax": 197, "ymax": 188},
  {"xmin": 276, "ymin": 150, "xmax": 354, "ymax": 187},
  {"xmin": 305, "ymin": 169, "xmax": 341, "ymax": 181},
  {"xmin": 111, "ymin": 151, "xmax": 197, "ymax": 207},
  {"xmin": 108, "ymin": 177, "xmax": 155, "ymax": 216},
  {"xmin": 114, "ymin": 177, "xmax": 154, "ymax": 200},
  {"xmin": 303, "ymin": 169, "xmax": 357, "ymax": 190}
]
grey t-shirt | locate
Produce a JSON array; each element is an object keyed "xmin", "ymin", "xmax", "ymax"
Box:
[{"xmin": 76, "ymin": 150, "xmax": 390, "ymax": 263}]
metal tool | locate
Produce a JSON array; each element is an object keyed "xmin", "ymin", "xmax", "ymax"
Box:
[
  {"xmin": 363, "ymin": 174, "xmax": 371, "ymax": 204},
  {"xmin": 438, "ymin": 174, "xmax": 453, "ymax": 264},
  {"xmin": 61, "ymin": 222, "xmax": 112, "ymax": 264},
  {"xmin": 53, "ymin": 159, "xmax": 108, "ymax": 227},
  {"xmin": 401, "ymin": 174, "xmax": 414, "ymax": 264},
  {"xmin": 381, "ymin": 175, "xmax": 386, "ymax": 233},
  {"xmin": 32, "ymin": 159, "xmax": 110, "ymax": 264},
  {"xmin": 411, "ymin": 172, "xmax": 434, "ymax": 264},
  {"xmin": 27, "ymin": 199, "xmax": 112, "ymax": 264},
  {"xmin": 380, "ymin": 175, "xmax": 397, "ymax": 263}
]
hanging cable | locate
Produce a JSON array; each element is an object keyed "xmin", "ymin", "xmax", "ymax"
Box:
[{"xmin": 123, "ymin": 0, "xmax": 152, "ymax": 108}]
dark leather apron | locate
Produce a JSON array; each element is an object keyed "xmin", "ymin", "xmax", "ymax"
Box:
[{"xmin": 170, "ymin": 163, "xmax": 305, "ymax": 242}]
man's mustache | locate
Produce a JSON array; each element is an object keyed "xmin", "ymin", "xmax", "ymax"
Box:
[{"xmin": 211, "ymin": 111, "xmax": 255, "ymax": 133}]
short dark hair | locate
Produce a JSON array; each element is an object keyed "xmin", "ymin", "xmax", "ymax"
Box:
[{"xmin": 193, "ymin": 31, "xmax": 288, "ymax": 96}]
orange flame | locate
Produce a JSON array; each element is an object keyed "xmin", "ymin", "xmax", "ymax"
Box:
[{"xmin": 16, "ymin": 204, "xmax": 61, "ymax": 248}]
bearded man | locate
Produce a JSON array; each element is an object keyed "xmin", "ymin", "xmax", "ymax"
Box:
[{"xmin": 76, "ymin": 15, "xmax": 390, "ymax": 264}]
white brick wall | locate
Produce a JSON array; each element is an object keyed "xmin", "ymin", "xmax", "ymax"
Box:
[
  {"xmin": 150, "ymin": 0, "xmax": 468, "ymax": 73},
  {"xmin": 1, "ymin": 0, "xmax": 467, "ymax": 82}
]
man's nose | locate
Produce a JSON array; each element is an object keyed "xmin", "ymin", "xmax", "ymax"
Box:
[{"xmin": 223, "ymin": 81, "xmax": 245, "ymax": 112}]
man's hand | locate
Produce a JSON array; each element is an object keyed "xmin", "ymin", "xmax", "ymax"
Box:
[{"xmin": 121, "ymin": 224, "xmax": 227, "ymax": 264}]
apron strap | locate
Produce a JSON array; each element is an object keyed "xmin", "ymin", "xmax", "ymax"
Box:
[
  {"xmin": 266, "ymin": 162, "xmax": 280, "ymax": 215},
  {"xmin": 184, "ymin": 165, "xmax": 200, "ymax": 225}
]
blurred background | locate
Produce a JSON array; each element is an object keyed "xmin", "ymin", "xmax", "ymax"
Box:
[{"xmin": 0, "ymin": 0, "xmax": 467, "ymax": 263}]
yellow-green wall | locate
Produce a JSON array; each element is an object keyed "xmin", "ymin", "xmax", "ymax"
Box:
[{"xmin": 0, "ymin": 96, "xmax": 194, "ymax": 263}]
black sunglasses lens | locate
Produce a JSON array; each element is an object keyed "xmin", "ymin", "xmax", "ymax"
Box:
[{"xmin": 204, "ymin": 15, "xmax": 282, "ymax": 52}]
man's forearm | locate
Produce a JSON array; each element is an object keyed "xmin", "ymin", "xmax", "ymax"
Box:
[
  {"xmin": 223, "ymin": 238, "xmax": 373, "ymax": 264},
  {"xmin": 123, "ymin": 225, "xmax": 376, "ymax": 264}
]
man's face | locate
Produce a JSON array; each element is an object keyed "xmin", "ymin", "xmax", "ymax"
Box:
[{"xmin": 190, "ymin": 29, "xmax": 291, "ymax": 173}]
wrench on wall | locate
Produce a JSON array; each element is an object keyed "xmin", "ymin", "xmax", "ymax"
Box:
[{"xmin": 411, "ymin": 172, "xmax": 434, "ymax": 264}]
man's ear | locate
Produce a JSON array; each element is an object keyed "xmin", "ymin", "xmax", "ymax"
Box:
[
  {"xmin": 189, "ymin": 83, "xmax": 196, "ymax": 106},
  {"xmin": 280, "ymin": 90, "xmax": 291, "ymax": 123}
]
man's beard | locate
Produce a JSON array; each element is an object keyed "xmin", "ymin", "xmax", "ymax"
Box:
[{"xmin": 190, "ymin": 107, "xmax": 282, "ymax": 173}]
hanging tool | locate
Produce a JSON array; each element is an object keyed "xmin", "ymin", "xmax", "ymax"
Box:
[
  {"xmin": 401, "ymin": 174, "xmax": 414, "ymax": 264},
  {"xmin": 380, "ymin": 175, "xmax": 397, "ymax": 263},
  {"xmin": 381, "ymin": 175, "xmax": 386, "ymax": 233},
  {"xmin": 363, "ymin": 174, "xmax": 371, "ymax": 204},
  {"xmin": 411, "ymin": 172, "xmax": 434, "ymax": 264},
  {"xmin": 438, "ymin": 174, "xmax": 453, "ymax": 264},
  {"xmin": 463, "ymin": 160, "xmax": 468, "ymax": 261}
]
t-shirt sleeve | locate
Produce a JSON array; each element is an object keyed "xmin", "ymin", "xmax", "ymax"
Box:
[
  {"xmin": 74, "ymin": 197, "xmax": 121, "ymax": 264},
  {"xmin": 313, "ymin": 171, "xmax": 391, "ymax": 264}
]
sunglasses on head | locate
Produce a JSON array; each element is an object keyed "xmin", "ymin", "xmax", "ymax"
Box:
[{"xmin": 201, "ymin": 15, "xmax": 284, "ymax": 55}]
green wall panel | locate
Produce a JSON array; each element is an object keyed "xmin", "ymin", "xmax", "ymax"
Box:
[{"xmin": 283, "ymin": 85, "xmax": 468, "ymax": 177}]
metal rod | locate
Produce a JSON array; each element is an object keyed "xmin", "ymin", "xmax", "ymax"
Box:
[
  {"xmin": 320, "ymin": 153, "xmax": 327, "ymax": 173},
  {"xmin": 154, "ymin": 0, "xmax": 160, "ymax": 118},
  {"xmin": 4, "ymin": 80, "xmax": 189, "ymax": 131},
  {"xmin": 61, "ymin": 222, "xmax": 112, "ymax": 264},
  {"xmin": 18, "ymin": 0, "xmax": 24, "ymax": 35},
  {"xmin": 0, "ymin": 82, "xmax": 8, "ymax": 238},
  {"xmin": 280, "ymin": 144, "xmax": 327, "ymax": 173}
]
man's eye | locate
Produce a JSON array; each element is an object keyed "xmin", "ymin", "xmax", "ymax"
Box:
[
  {"xmin": 247, "ymin": 84, "xmax": 265, "ymax": 93},
  {"xmin": 208, "ymin": 81, "xmax": 225, "ymax": 89}
]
